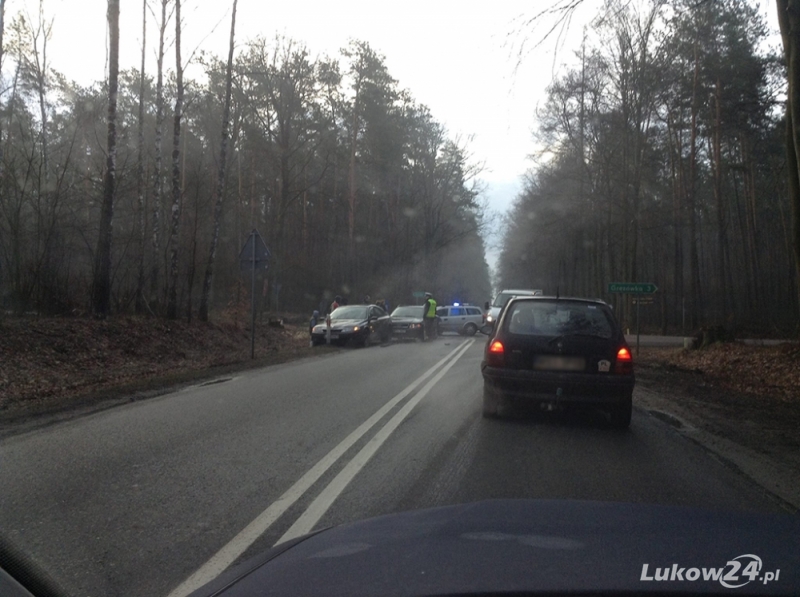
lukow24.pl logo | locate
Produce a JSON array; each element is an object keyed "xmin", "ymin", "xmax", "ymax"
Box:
[{"xmin": 641, "ymin": 554, "xmax": 780, "ymax": 588}]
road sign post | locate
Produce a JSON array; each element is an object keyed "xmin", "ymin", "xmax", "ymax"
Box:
[
  {"xmin": 238, "ymin": 230, "xmax": 271, "ymax": 359},
  {"xmin": 607, "ymin": 282, "xmax": 658, "ymax": 356}
]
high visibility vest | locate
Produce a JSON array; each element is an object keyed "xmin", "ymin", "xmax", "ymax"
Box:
[{"xmin": 425, "ymin": 298, "xmax": 437, "ymax": 318}]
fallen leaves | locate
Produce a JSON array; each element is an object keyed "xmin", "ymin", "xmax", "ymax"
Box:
[
  {"xmin": 0, "ymin": 315, "xmax": 310, "ymax": 411},
  {"xmin": 638, "ymin": 342, "xmax": 800, "ymax": 402}
]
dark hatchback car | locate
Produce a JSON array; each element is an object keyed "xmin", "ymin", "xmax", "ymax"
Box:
[
  {"xmin": 481, "ymin": 297, "xmax": 634, "ymax": 428},
  {"xmin": 311, "ymin": 305, "xmax": 392, "ymax": 347}
]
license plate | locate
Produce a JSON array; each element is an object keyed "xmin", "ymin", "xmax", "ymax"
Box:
[
  {"xmin": 533, "ymin": 356, "xmax": 586, "ymax": 371},
  {"xmin": 329, "ymin": 333, "xmax": 339, "ymax": 340}
]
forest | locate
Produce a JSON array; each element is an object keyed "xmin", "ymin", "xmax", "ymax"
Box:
[
  {"xmin": 0, "ymin": 0, "xmax": 492, "ymax": 321},
  {"xmin": 497, "ymin": 0, "xmax": 797, "ymax": 335},
  {"xmin": 3, "ymin": 0, "xmax": 799, "ymax": 337}
]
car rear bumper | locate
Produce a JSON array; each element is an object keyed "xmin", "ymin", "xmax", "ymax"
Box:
[{"xmin": 482, "ymin": 365, "xmax": 634, "ymax": 406}]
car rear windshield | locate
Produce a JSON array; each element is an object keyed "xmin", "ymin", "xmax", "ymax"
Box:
[
  {"xmin": 505, "ymin": 301, "xmax": 615, "ymax": 339},
  {"xmin": 392, "ymin": 306, "xmax": 423, "ymax": 317},
  {"xmin": 331, "ymin": 306, "xmax": 369, "ymax": 320}
]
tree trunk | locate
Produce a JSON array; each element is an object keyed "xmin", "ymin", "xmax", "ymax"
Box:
[
  {"xmin": 199, "ymin": 0, "xmax": 237, "ymax": 322},
  {"xmin": 166, "ymin": 0, "xmax": 183, "ymax": 320},
  {"xmin": 0, "ymin": 0, "xmax": 5, "ymax": 185},
  {"xmin": 348, "ymin": 71, "xmax": 362, "ymax": 279},
  {"xmin": 711, "ymin": 77, "xmax": 728, "ymax": 319},
  {"xmin": 135, "ymin": 0, "xmax": 147, "ymax": 313},
  {"xmin": 687, "ymin": 37, "xmax": 702, "ymax": 330},
  {"xmin": 91, "ymin": 0, "xmax": 119, "ymax": 317},
  {"xmin": 150, "ymin": 0, "xmax": 168, "ymax": 311},
  {"xmin": 777, "ymin": 0, "xmax": 800, "ymax": 334}
]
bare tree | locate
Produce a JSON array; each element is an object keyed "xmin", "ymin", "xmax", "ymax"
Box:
[
  {"xmin": 198, "ymin": 0, "xmax": 238, "ymax": 322},
  {"xmin": 135, "ymin": 0, "xmax": 147, "ymax": 313},
  {"xmin": 166, "ymin": 0, "xmax": 183, "ymax": 319},
  {"xmin": 150, "ymin": 0, "xmax": 170, "ymax": 310},
  {"xmin": 92, "ymin": 0, "xmax": 120, "ymax": 316}
]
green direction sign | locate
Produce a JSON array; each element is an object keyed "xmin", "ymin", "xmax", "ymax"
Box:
[
  {"xmin": 607, "ymin": 282, "xmax": 658, "ymax": 294},
  {"xmin": 412, "ymin": 291, "xmax": 425, "ymax": 298}
]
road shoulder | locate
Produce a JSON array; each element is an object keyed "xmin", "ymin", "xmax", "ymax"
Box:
[{"xmin": 635, "ymin": 360, "xmax": 800, "ymax": 511}]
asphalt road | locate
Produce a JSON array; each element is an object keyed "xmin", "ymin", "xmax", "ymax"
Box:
[{"xmin": 0, "ymin": 336, "xmax": 786, "ymax": 597}]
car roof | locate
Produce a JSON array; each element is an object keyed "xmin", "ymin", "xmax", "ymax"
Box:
[
  {"xmin": 497, "ymin": 289, "xmax": 541, "ymax": 294},
  {"xmin": 334, "ymin": 304, "xmax": 372, "ymax": 308},
  {"xmin": 507, "ymin": 296, "xmax": 610, "ymax": 306}
]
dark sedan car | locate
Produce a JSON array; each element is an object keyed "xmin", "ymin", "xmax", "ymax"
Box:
[
  {"xmin": 481, "ymin": 296, "xmax": 634, "ymax": 428},
  {"xmin": 390, "ymin": 305, "xmax": 426, "ymax": 340},
  {"xmin": 311, "ymin": 305, "xmax": 392, "ymax": 347},
  {"xmin": 389, "ymin": 305, "xmax": 441, "ymax": 340}
]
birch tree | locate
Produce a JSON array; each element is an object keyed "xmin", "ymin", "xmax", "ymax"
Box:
[{"xmin": 198, "ymin": 0, "xmax": 237, "ymax": 322}]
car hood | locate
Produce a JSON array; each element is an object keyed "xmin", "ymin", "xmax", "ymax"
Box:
[
  {"xmin": 328, "ymin": 318, "xmax": 367, "ymax": 327},
  {"xmin": 391, "ymin": 316, "xmax": 422, "ymax": 324},
  {"xmin": 190, "ymin": 500, "xmax": 800, "ymax": 596}
]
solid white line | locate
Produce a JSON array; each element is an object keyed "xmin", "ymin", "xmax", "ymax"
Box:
[
  {"xmin": 276, "ymin": 338, "xmax": 475, "ymax": 544},
  {"xmin": 167, "ymin": 340, "xmax": 473, "ymax": 597}
]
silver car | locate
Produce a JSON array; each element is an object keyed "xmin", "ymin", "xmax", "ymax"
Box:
[
  {"xmin": 485, "ymin": 289, "xmax": 543, "ymax": 326},
  {"xmin": 435, "ymin": 304, "xmax": 485, "ymax": 336}
]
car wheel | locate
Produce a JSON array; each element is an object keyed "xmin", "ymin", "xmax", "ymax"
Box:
[
  {"xmin": 482, "ymin": 383, "xmax": 502, "ymax": 418},
  {"xmin": 362, "ymin": 332, "xmax": 371, "ymax": 348},
  {"xmin": 465, "ymin": 323, "xmax": 478, "ymax": 336},
  {"xmin": 610, "ymin": 395, "xmax": 632, "ymax": 429}
]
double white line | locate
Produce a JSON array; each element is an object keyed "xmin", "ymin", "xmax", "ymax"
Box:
[{"xmin": 168, "ymin": 339, "xmax": 475, "ymax": 597}]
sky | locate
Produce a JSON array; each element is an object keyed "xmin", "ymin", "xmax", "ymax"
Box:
[{"xmin": 3, "ymin": 0, "xmax": 781, "ymax": 271}]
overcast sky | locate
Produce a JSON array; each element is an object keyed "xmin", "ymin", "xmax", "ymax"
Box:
[{"xmin": 3, "ymin": 0, "xmax": 781, "ymax": 271}]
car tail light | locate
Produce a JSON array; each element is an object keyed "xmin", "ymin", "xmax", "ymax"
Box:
[
  {"xmin": 487, "ymin": 340, "xmax": 505, "ymax": 367},
  {"xmin": 615, "ymin": 347, "xmax": 633, "ymax": 374}
]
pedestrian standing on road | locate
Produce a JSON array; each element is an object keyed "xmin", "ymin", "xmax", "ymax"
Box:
[
  {"xmin": 423, "ymin": 292, "xmax": 437, "ymax": 341},
  {"xmin": 330, "ymin": 295, "xmax": 341, "ymax": 314}
]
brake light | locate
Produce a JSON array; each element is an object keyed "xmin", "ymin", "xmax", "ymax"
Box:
[
  {"xmin": 486, "ymin": 340, "xmax": 505, "ymax": 367},
  {"xmin": 615, "ymin": 347, "xmax": 633, "ymax": 374}
]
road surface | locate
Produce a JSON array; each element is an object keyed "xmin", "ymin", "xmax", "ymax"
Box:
[{"xmin": 0, "ymin": 336, "xmax": 785, "ymax": 597}]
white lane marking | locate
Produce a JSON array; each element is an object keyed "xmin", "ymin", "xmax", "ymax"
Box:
[
  {"xmin": 167, "ymin": 340, "xmax": 473, "ymax": 597},
  {"xmin": 276, "ymin": 338, "xmax": 475, "ymax": 544}
]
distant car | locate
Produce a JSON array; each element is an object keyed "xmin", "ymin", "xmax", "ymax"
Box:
[
  {"xmin": 435, "ymin": 304, "xmax": 484, "ymax": 336},
  {"xmin": 311, "ymin": 305, "xmax": 392, "ymax": 347},
  {"xmin": 390, "ymin": 305, "xmax": 428, "ymax": 340},
  {"xmin": 485, "ymin": 289, "xmax": 543, "ymax": 327},
  {"xmin": 480, "ymin": 296, "xmax": 634, "ymax": 428}
]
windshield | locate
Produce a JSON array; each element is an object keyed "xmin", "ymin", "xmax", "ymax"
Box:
[
  {"xmin": 392, "ymin": 306, "xmax": 423, "ymax": 318},
  {"xmin": 330, "ymin": 306, "xmax": 369, "ymax": 321},
  {"xmin": 506, "ymin": 301, "xmax": 614, "ymax": 338},
  {"xmin": 0, "ymin": 1, "xmax": 796, "ymax": 597}
]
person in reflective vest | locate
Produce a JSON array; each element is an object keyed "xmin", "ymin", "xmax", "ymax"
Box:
[{"xmin": 423, "ymin": 292, "xmax": 437, "ymax": 341}]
